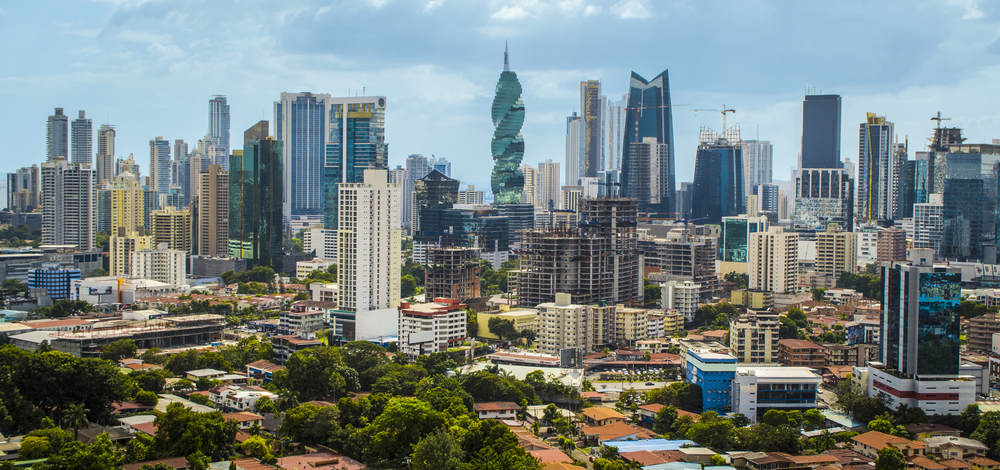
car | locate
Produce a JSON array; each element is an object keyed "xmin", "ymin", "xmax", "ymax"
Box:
[{"xmin": 645, "ymin": 382, "xmax": 655, "ymax": 386}]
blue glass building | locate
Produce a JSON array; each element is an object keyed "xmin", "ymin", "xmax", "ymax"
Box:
[
  {"xmin": 881, "ymin": 263, "xmax": 961, "ymax": 376},
  {"xmin": 621, "ymin": 69, "xmax": 675, "ymax": 213},
  {"xmin": 685, "ymin": 349, "xmax": 737, "ymax": 413},
  {"xmin": 28, "ymin": 263, "xmax": 81, "ymax": 301},
  {"xmin": 491, "ymin": 45, "xmax": 525, "ymax": 204},
  {"xmin": 229, "ymin": 121, "xmax": 284, "ymax": 271},
  {"xmin": 322, "ymin": 96, "xmax": 388, "ymax": 230},
  {"xmin": 275, "ymin": 92, "xmax": 329, "ymax": 220},
  {"xmin": 691, "ymin": 127, "xmax": 745, "ymax": 225}
]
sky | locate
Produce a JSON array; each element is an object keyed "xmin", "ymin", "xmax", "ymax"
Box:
[{"xmin": 3, "ymin": 0, "xmax": 1000, "ymax": 195}]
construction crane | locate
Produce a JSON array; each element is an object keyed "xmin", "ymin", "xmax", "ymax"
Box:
[
  {"xmin": 690, "ymin": 105, "xmax": 737, "ymax": 130},
  {"xmin": 929, "ymin": 111, "xmax": 952, "ymax": 151},
  {"xmin": 624, "ymin": 103, "xmax": 688, "ymax": 142}
]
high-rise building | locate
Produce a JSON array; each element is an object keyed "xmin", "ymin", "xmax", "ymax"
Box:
[
  {"xmin": 47, "ymin": 108, "xmax": 69, "ymax": 162},
  {"xmin": 730, "ymin": 312, "xmax": 780, "ymax": 363},
  {"xmin": 490, "ymin": 45, "xmax": 525, "ymax": 204},
  {"xmin": 858, "ymin": 114, "xmax": 896, "ymax": 224},
  {"xmin": 428, "ymin": 156, "xmax": 450, "ymax": 178},
  {"xmin": 536, "ymin": 293, "xmax": 591, "ymax": 355},
  {"xmin": 749, "ymin": 227, "xmax": 799, "ymax": 294},
  {"xmin": 132, "ymin": 243, "xmax": 186, "ymax": 286},
  {"xmin": 412, "ymin": 170, "xmax": 459, "ymax": 233},
  {"xmin": 877, "ymin": 229, "xmax": 907, "ymax": 266},
  {"xmin": 624, "ymin": 137, "xmax": 669, "ymax": 207},
  {"xmin": 459, "ymin": 185, "xmax": 485, "ymax": 205},
  {"xmin": 7, "ymin": 165, "xmax": 40, "ymax": 212},
  {"xmin": 538, "ymin": 159, "xmax": 561, "ymax": 211},
  {"xmin": 404, "ymin": 155, "xmax": 430, "ymax": 231},
  {"xmin": 209, "ymin": 95, "xmax": 230, "ymax": 159},
  {"xmin": 106, "ymin": 171, "xmax": 145, "ymax": 233},
  {"xmin": 741, "ymin": 139, "xmax": 772, "ymax": 198},
  {"xmin": 581, "ymin": 80, "xmax": 602, "ymax": 178},
  {"xmin": 323, "ymin": 96, "xmax": 388, "ymax": 230},
  {"xmin": 424, "ymin": 247, "xmax": 481, "ymax": 301},
  {"xmin": 229, "ymin": 121, "xmax": 283, "ymax": 270},
  {"xmin": 871, "ymin": 263, "xmax": 973, "ymax": 415},
  {"xmin": 70, "ymin": 110, "xmax": 92, "ymax": 166},
  {"xmin": 621, "ymin": 70, "xmax": 675, "ymax": 211},
  {"xmin": 520, "ymin": 165, "xmax": 538, "ymax": 206},
  {"xmin": 174, "ymin": 139, "xmax": 188, "ymax": 162},
  {"xmin": 753, "ymin": 183, "xmax": 779, "ymax": 214},
  {"xmin": 41, "ymin": 158, "xmax": 96, "ymax": 250},
  {"xmin": 149, "ymin": 137, "xmax": 171, "ymax": 206},
  {"xmin": 799, "ymin": 94, "xmax": 842, "ymax": 169},
  {"xmin": 816, "ymin": 223, "xmax": 858, "ymax": 283},
  {"xmin": 117, "ymin": 153, "xmax": 140, "ymax": 180},
  {"xmin": 96, "ymin": 125, "xmax": 115, "ymax": 185},
  {"xmin": 720, "ymin": 215, "xmax": 769, "ymax": 271},
  {"xmin": 150, "ymin": 206, "xmax": 191, "ymax": 253},
  {"xmin": 605, "ymin": 97, "xmax": 627, "ymax": 171},
  {"xmin": 792, "ymin": 168, "xmax": 854, "ymax": 231},
  {"xmin": 691, "ymin": 126, "xmax": 745, "ymax": 224},
  {"xmin": 275, "ymin": 92, "xmax": 332, "ymax": 221},
  {"xmin": 337, "ymin": 168, "xmax": 402, "ymax": 313}
]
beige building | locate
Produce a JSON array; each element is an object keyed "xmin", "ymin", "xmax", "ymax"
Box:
[
  {"xmin": 615, "ymin": 306, "xmax": 649, "ymax": 345},
  {"xmin": 477, "ymin": 309, "xmax": 538, "ymax": 340},
  {"xmin": 132, "ymin": 243, "xmax": 186, "ymax": 286},
  {"xmin": 816, "ymin": 223, "xmax": 857, "ymax": 283},
  {"xmin": 536, "ymin": 293, "xmax": 590, "ymax": 355},
  {"xmin": 730, "ymin": 289, "xmax": 775, "ymax": 310},
  {"xmin": 110, "ymin": 227, "xmax": 153, "ymax": 277},
  {"xmin": 107, "ymin": 171, "xmax": 145, "ymax": 232},
  {"xmin": 195, "ymin": 165, "xmax": 229, "ymax": 257},
  {"xmin": 730, "ymin": 312, "xmax": 780, "ymax": 363},
  {"xmin": 749, "ymin": 227, "xmax": 799, "ymax": 294},
  {"xmin": 296, "ymin": 259, "xmax": 335, "ymax": 279},
  {"xmin": 150, "ymin": 206, "xmax": 191, "ymax": 253},
  {"xmin": 663, "ymin": 310, "xmax": 684, "ymax": 336}
]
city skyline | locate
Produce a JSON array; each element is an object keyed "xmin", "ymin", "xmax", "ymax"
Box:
[{"xmin": 3, "ymin": 1, "xmax": 1000, "ymax": 194}]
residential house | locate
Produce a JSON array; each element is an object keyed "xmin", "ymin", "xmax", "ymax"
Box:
[
  {"xmin": 473, "ymin": 402, "xmax": 520, "ymax": 420},
  {"xmin": 245, "ymin": 359, "xmax": 285, "ymax": 384},
  {"xmin": 922, "ymin": 435, "xmax": 989, "ymax": 460},
  {"xmin": 581, "ymin": 407, "xmax": 627, "ymax": 426},
  {"xmin": 850, "ymin": 431, "xmax": 927, "ymax": 459},
  {"xmin": 905, "ymin": 423, "xmax": 963, "ymax": 440},
  {"xmin": 222, "ymin": 411, "xmax": 265, "ymax": 430},
  {"xmin": 968, "ymin": 457, "xmax": 1000, "ymax": 470}
]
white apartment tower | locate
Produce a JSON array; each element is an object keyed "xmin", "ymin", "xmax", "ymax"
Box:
[
  {"xmin": 459, "ymin": 185, "xmax": 485, "ymax": 205},
  {"xmin": 536, "ymin": 293, "xmax": 590, "ymax": 355},
  {"xmin": 816, "ymin": 223, "xmax": 858, "ymax": 282},
  {"xmin": 132, "ymin": 243, "xmax": 186, "ymax": 286},
  {"xmin": 520, "ymin": 165, "xmax": 538, "ymax": 206},
  {"xmin": 538, "ymin": 159, "xmax": 561, "ymax": 211},
  {"xmin": 71, "ymin": 110, "xmax": 92, "ymax": 166},
  {"xmin": 41, "ymin": 158, "xmax": 96, "ymax": 251},
  {"xmin": 96, "ymin": 125, "xmax": 116, "ymax": 185},
  {"xmin": 209, "ymin": 95, "xmax": 231, "ymax": 159},
  {"xmin": 337, "ymin": 169, "xmax": 402, "ymax": 313},
  {"xmin": 740, "ymin": 139, "xmax": 772, "ymax": 198},
  {"xmin": 749, "ymin": 227, "xmax": 799, "ymax": 294},
  {"xmin": 47, "ymin": 108, "xmax": 68, "ymax": 162},
  {"xmin": 565, "ymin": 113, "xmax": 584, "ymax": 186}
]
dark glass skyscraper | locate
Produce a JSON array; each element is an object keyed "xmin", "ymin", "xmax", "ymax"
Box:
[
  {"xmin": 691, "ymin": 127, "xmax": 744, "ymax": 224},
  {"xmin": 881, "ymin": 263, "xmax": 961, "ymax": 376},
  {"xmin": 323, "ymin": 96, "xmax": 388, "ymax": 230},
  {"xmin": 229, "ymin": 121, "xmax": 284, "ymax": 270},
  {"xmin": 490, "ymin": 45, "xmax": 525, "ymax": 204},
  {"xmin": 412, "ymin": 169, "xmax": 459, "ymax": 233},
  {"xmin": 621, "ymin": 70, "xmax": 675, "ymax": 212},
  {"xmin": 800, "ymin": 94, "xmax": 842, "ymax": 169}
]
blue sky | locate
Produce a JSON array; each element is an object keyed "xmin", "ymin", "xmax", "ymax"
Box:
[{"xmin": 3, "ymin": 0, "xmax": 1000, "ymax": 193}]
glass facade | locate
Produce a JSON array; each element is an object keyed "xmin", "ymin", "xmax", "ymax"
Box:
[
  {"xmin": 229, "ymin": 126, "xmax": 284, "ymax": 271},
  {"xmin": 916, "ymin": 271, "xmax": 961, "ymax": 375},
  {"xmin": 621, "ymin": 70, "xmax": 675, "ymax": 212},
  {"xmin": 691, "ymin": 136, "xmax": 744, "ymax": 225},
  {"xmin": 28, "ymin": 264, "xmax": 81, "ymax": 300},
  {"xmin": 323, "ymin": 98, "xmax": 387, "ymax": 230},
  {"xmin": 491, "ymin": 69, "xmax": 525, "ymax": 204},
  {"xmin": 800, "ymin": 94, "xmax": 842, "ymax": 169},
  {"xmin": 721, "ymin": 217, "xmax": 766, "ymax": 262},
  {"xmin": 275, "ymin": 93, "xmax": 328, "ymax": 218}
]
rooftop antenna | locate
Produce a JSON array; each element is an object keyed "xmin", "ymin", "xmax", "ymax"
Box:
[{"xmin": 504, "ymin": 41, "xmax": 510, "ymax": 72}]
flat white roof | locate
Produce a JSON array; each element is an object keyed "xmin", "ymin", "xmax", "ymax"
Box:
[{"xmin": 736, "ymin": 366, "xmax": 822, "ymax": 379}]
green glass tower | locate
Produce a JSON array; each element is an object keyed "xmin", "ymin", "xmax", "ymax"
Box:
[
  {"xmin": 229, "ymin": 120, "xmax": 284, "ymax": 271},
  {"xmin": 490, "ymin": 44, "xmax": 525, "ymax": 204}
]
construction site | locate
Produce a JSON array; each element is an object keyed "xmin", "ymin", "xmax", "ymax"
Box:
[
  {"xmin": 49, "ymin": 314, "xmax": 226, "ymax": 358},
  {"xmin": 424, "ymin": 246, "xmax": 482, "ymax": 301},
  {"xmin": 510, "ymin": 198, "xmax": 641, "ymax": 308}
]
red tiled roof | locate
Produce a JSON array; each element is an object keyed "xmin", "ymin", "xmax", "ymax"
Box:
[
  {"xmin": 579, "ymin": 421, "xmax": 652, "ymax": 441},
  {"xmin": 778, "ymin": 338, "xmax": 825, "ymax": 349},
  {"xmin": 528, "ymin": 449, "xmax": 572, "ymax": 464},
  {"xmin": 223, "ymin": 411, "xmax": 264, "ymax": 423},
  {"xmin": 474, "ymin": 401, "xmax": 521, "ymax": 412},
  {"xmin": 123, "ymin": 457, "xmax": 189, "ymax": 470},
  {"xmin": 852, "ymin": 431, "xmax": 924, "ymax": 451},
  {"xmin": 131, "ymin": 422, "xmax": 158, "ymax": 436}
]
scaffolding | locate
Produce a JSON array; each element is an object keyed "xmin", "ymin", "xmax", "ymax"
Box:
[{"xmin": 424, "ymin": 246, "xmax": 482, "ymax": 301}]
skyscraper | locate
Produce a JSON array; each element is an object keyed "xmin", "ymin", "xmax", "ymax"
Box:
[
  {"xmin": 740, "ymin": 139, "xmax": 772, "ymax": 198},
  {"xmin": 71, "ymin": 110, "xmax": 92, "ymax": 166},
  {"xmin": 174, "ymin": 139, "xmax": 188, "ymax": 161},
  {"xmin": 792, "ymin": 168, "xmax": 854, "ymax": 232},
  {"xmin": 196, "ymin": 165, "xmax": 229, "ymax": 258},
  {"xmin": 412, "ymin": 169, "xmax": 460, "ymax": 234},
  {"xmin": 149, "ymin": 137, "xmax": 171, "ymax": 206},
  {"xmin": 753, "ymin": 183, "xmax": 780, "ymax": 214},
  {"xmin": 405, "ymin": 154, "xmax": 430, "ymax": 231},
  {"xmin": 229, "ymin": 121, "xmax": 283, "ymax": 270},
  {"xmin": 323, "ymin": 96, "xmax": 388, "ymax": 230},
  {"xmin": 581, "ymin": 80, "xmax": 602, "ymax": 178},
  {"xmin": 749, "ymin": 227, "xmax": 799, "ymax": 294},
  {"xmin": 209, "ymin": 95, "xmax": 230, "ymax": 158},
  {"xmin": 429, "ymin": 156, "xmax": 450, "ymax": 177},
  {"xmin": 621, "ymin": 70, "xmax": 675, "ymax": 211},
  {"xmin": 96, "ymin": 125, "xmax": 116, "ymax": 185},
  {"xmin": 858, "ymin": 113, "xmax": 895, "ymax": 224},
  {"xmin": 47, "ymin": 108, "xmax": 69, "ymax": 162},
  {"xmin": 538, "ymin": 159, "xmax": 561, "ymax": 211},
  {"xmin": 624, "ymin": 137, "xmax": 669, "ymax": 206},
  {"xmin": 800, "ymin": 94, "xmax": 842, "ymax": 169},
  {"xmin": 520, "ymin": 164, "xmax": 538, "ymax": 206},
  {"xmin": 816, "ymin": 224, "xmax": 858, "ymax": 283},
  {"xmin": 117, "ymin": 153, "xmax": 140, "ymax": 180},
  {"xmin": 150, "ymin": 206, "xmax": 191, "ymax": 253},
  {"xmin": 490, "ymin": 44, "xmax": 525, "ymax": 204},
  {"xmin": 337, "ymin": 168, "xmax": 402, "ymax": 313},
  {"xmin": 7, "ymin": 165, "xmax": 39, "ymax": 212},
  {"xmin": 41, "ymin": 158, "xmax": 96, "ymax": 250},
  {"xmin": 275, "ymin": 92, "xmax": 332, "ymax": 221},
  {"xmin": 565, "ymin": 112, "xmax": 583, "ymax": 186},
  {"xmin": 605, "ymin": 97, "xmax": 627, "ymax": 171},
  {"xmin": 691, "ymin": 126, "xmax": 745, "ymax": 224},
  {"xmin": 106, "ymin": 171, "xmax": 145, "ymax": 233}
]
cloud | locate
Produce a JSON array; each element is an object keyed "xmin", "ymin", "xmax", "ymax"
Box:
[
  {"xmin": 610, "ymin": 0, "xmax": 651, "ymax": 19},
  {"xmin": 117, "ymin": 30, "xmax": 171, "ymax": 43},
  {"xmin": 147, "ymin": 42, "xmax": 185, "ymax": 61},
  {"xmin": 584, "ymin": 5, "xmax": 602, "ymax": 15},
  {"xmin": 424, "ymin": 0, "xmax": 445, "ymax": 12},
  {"xmin": 492, "ymin": 4, "xmax": 530, "ymax": 20},
  {"xmin": 370, "ymin": 0, "xmax": 390, "ymax": 8}
]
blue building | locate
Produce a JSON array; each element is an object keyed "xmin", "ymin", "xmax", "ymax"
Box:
[
  {"xmin": 323, "ymin": 96, "xmax": 388, "ymax": 230},
  {"xmin": 685, "ymin": 348, "xmax": 737, "ymax": 413},
  {"xmin": 28, "ymin": 263, "xmax": 81, "ymax": 300},
  {"xmin": 691, "ymin": 127, "xmax": 745, "ymax": 224},
  {"xmin": 621, "ymin": 69, "xmax": 675, "ymax": 213}
]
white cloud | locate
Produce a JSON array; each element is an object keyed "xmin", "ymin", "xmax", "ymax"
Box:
[
  {"xmin": 117, "ymin": 30, "xmax": 172, "ymax": 43},
  {"xmin": 610, "ymin": 0, "xmax": 651, "ymax": 19},
  {"xmin": 492, "ymin": 5, "xmax": 530, "ymax": 20},
  {"xmin": 70, "ymin": 46, "xmax": 101, "ymax": 56},
  {"xmin": 370, "ymin": 0, "xmax": 390, "ymax": 8},
  {"xmin": 584, "ymin": 5, "xmax": 602, "ymax": 15},
  {"xmin": 424, "ymin": 0, "xmax": 445, "ymax": 12},
  {"xmin": 147, "ymin": 42, "xmax": 185, "ymax": 61}
]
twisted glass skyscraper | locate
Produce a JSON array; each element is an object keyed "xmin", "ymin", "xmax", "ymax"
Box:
[{"xmin": 490, "ymin": 45, "xmax": 525, "ymax": 204}]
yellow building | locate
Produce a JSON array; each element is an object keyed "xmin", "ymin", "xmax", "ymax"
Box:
[
  {"xmin": 477, "ymin": 309, "xmax": 538, "ymax": 340},
  {"xmin": 615, "ymin": 306, "xmax": 649, "ymax": 345},
  {"xmin": 150, "ymin": 206, "xmax": 192, "ymax": 253},
  {"xmin": 110, "ymin": 228, "xmax": 153, "ymax": 277},
  {"xmin": 108, "ymin": 171, "xmax": 145, "ymax": 232},
  {"xmin": 663, "ymin": 310, "xmax": 684, "ymax": 336},
  {"xmin": 730, "ymin": 289, "xmax": 775, "ymax": 310}
]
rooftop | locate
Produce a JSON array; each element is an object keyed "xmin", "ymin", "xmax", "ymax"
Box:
[
  {"xmin": 778, "ymin": 338, "xmax": 825, "ymax": 349},
  {"xmin": 735, "ymin": 366, "xmax": 823, "ymax": 379},
  {"xmin": 581, "ymin": 407, "xmax": 627, "ymax": 421},
  {"xmin": 473, "ymin": 402, "xmax": 521, "ymax": 412}
]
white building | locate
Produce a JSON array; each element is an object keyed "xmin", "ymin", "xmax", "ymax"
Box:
[
  {"xmin": 866, "ymin": 367, "xmax": 975, "ymax": 416},
  {"xmin": 740, "ymin": 140, "xmax": 773, "ymax": 198},
  {"xmin": 459, "ymin": 184, "xmax": 485, "ymax": 205},
  {"xmin": 565, "ymin": 113, "xmax": 584, "ymax": 186},
  {"xmin": 337, "ymin": 169, "xmax": 402, "ymax": 313},
  {"xmin": 913, "ymin": 194, "xmax": 944, "ymax": 260},
  {"xmin": 279, "ymin": 309, "xmax": 325, "ymax": 338},
  {"xmin": 397, "ymin": 298, "xmax": 467, "ymax": 358},
  {"xmin": 857, "ymin": 226, "xmax": 880, "ymax": 267},
  {"xmin": 521, "ymin": 164, "xmax": 538, "ymax": 206},
  {"xmin": 731, "ymin": 366, "xmax": 822, "ymax": 423},
  {"xmin": 41, "ymin": 157, "xmax": 97, "ymax": 250},
  {"xmin": 647, "ymin": 313, "xmax": 665, "ymax": 339},
  {"xmin": 730, "ymin": 312, "xmax": 779, "ymax": 364},
  {"xmin": 661, "ymin": 280, "xmax": 701, "ymax": 322},
  {"xmin": 536, "ymin": 293, "xmax": 590, "ymax": 355},
  {"xmin": 538, "ymin": 159, "xmax": 561, "ymax": 211},
  {"xmin": 131, "ymin": 243, "xmax": 186, "ymax": 287},
  {"xmin": 302, "ymin": 228, "xmax": 337, "ymax": 261},
  {"xmin": 749, "ymin": 227, "xmax": 799, "ymax": 294},
  {"xmin": 310, "ymin": 282, "xmax": 337, "ymax": 303},
  {"xmin": 296, "ymin": 259, "xmax": 335, "ymax": 279}
]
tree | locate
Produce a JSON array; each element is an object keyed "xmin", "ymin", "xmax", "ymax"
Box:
[
  {"xmin": 971, "ymin": 411, "xmax": 1000, "ymax": 455},
  {"xmin": 135, "ymin": 390, "xmax": 159, "ymax": 406},
  {"xmin": 411, "ymin": 428, "xmax": 464, "ymax": 470},
  {"xmin": 62, "ymin": 403, "xmax": 90, "ymax": 441},
  {"xmin": 240, "ymin": 435, "xmax": 274, "ymax": 461},
  {"xmin": 710, "ymin": 455, "xmax": 728, "ymax": 466},
  {"xmin": 902, "ymin": 407, "xmax": 928, "ymax": 425},
  {"xmin": 959, "ymin": 404, "xmax": 982, "ymax": 434},
  {"xmin": 19, "ymin": 435, "xmax": 55, "ymax": 459},
  {"xmin": 88, "ymin": 268, "xmax": 109, "ymax": 277},
  {"xmin": 487, "ymin": 317, "xmax": 518, "ymax": 341},
  {"xmin": 875, "ymin": 446, "xmax": 906, "ymax": 470},
  {"xmin": 152, "ymin": 403, "xmax": 238, "ymax": 461},
  {"xmin": 786, "ymin": 308, "xmax": 808, "ymax": 327},
  {"xmin": 868, "ymin": 416, "xmax": 895, "ymax": 434},
  {"xmin": 644, "ymin": 284, "xmax": 661, "ymax": 304},
  {"xmin": 777, "ymin": 316, "xmax": 798, "ymax": 339},
  {"xmin": 803, "ymin": 409, "xmax": 825, "ymax": 430},
  {"xmin": 364, "ymin": 398, "xmax": 448, "ymax": 463},
  {"xmin": 653, "ymin": 405, "xmax": 678, "ymax": 435},
  {"xmin": 100, "ymin": 339, "xmax": 138, "ymax": 361},
  {"xmin": 645, "ymin": 386, "xmax": 678, "ymax": 407},
  {"xmin": 402, "ymin": 274, "xmax": 418, "ymax": 297},
  {"xmin": 851, "ymin": 397, "xmax": 885, "ymax": 424},
  {"xmin": 812, "ymin": 287, "xmax": 827, "ymax": 302}
]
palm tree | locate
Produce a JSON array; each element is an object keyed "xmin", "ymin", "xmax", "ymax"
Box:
[{"xmin": 63, "ymin": 403, "xmax": 90, "ymax": 441}]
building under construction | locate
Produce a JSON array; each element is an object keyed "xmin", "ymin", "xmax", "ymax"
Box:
[
  {"xmin": 510, "ymin": 198, "xmax": 640, "ymax": 307},
  {"xmin": 49, "ymin": 314, "xmax": 226, "ymax": 358},
  {"xmin": 424, "ymin": 246, "xmax": 481, "ymax": 301}
]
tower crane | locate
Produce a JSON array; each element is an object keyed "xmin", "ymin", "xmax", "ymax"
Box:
[{"xmin": 690, "ymin": 105, "xmax": 737, "ymax": 130}]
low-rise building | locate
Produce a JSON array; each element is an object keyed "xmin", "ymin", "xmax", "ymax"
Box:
[
  {"xmin": 730, "ymin": 312, "xmax": 779, "ymax": 363},
  {"xmin": 731, "ymin": 366, "xmax": 822, "ymax": 422},
  {"xmin": 271, "ymin": 335, "xmax": 322, "ymax": 364},
  {"xmin": 279, "ymin": 310, "xmax": 325, "ymax": 338},
  {"xmin": 647, "ymin": 312, "xmax": 665, "ymax": 339},
  {"xmin": 662, "ymin": 280, "xmax": 701, "ymax": 322},
  {"xmin": 581, "ymin": 407, "xmax": 627, "ymax": 426},
  {"xmin": 397, "ymin": 298, "xmax": 467, "ymax": 358},
  {"xmin": 245, "ymin": 360, "xmax": 284, "ymax": 384},
  {"xmin": 473, "ymin": 402, "xmax": 520, "ymax": 420},
  {"xmin": 477, "ymin": 309, "xmax": 538, "ymax": 340},
  {"xmin": 777, "ymin": 339, "xmax": 827, "ymax": 368},
  {"xmin": 685, "ymin": 347, "xmax": 737, "ymax": 414},
  {"xmin": 536, "ymin": 294, "xmax": 590, "ymax": 355},
  {"xmin": 296, "ymin": 259, "xmax": 335, "ymax": 279},
  {"xmin": 866, "ymin": 366, "xmax": 975, "ymax": 416},
  {"xmin": 221, "ymin": 411, "xmax": 265, "ymax": 430},
  {"xmin": 922, "ymin": 435, "xmax": 989, "ymax": 460},
  {"xmin": 730, "ymin": 290, "xmax": 775, "ymax": 310},
  {"xmin": 851, "ymin": 431, "xmax": 927, "ymax": 459},
  {"xmin": 663, "ymin": 310, "xmax": 684, "ymax": 336}
]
